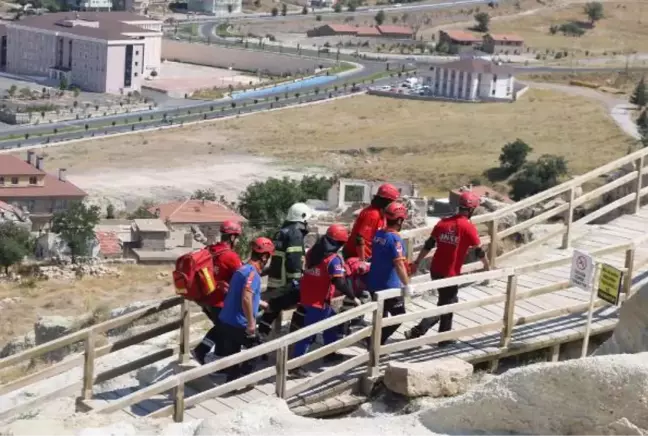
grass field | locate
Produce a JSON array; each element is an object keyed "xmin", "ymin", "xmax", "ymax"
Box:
[
  {"xmin": 32, "ymin": 89, "xmax": 633, "ymax": 198},
  {"xmin": 518, "ymin": 70, "xmax": 646, "ymax": 94},
  {"xmin": 486, "ymin": 0, "xmax": 648, "ymax": 56}
]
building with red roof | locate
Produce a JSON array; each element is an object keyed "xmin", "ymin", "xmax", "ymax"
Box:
[
  {"xmin": 482, "ymin": 33, "xmax": 524, "ymax": 54},
  {"xmin": 439, "ymin": 29, "xmax": 482, "ymax": 53},
  {"xmin": 0, "ymin": 151, "xmax": 86, "ymax": 230},
  {"xmin": 376, "ymin": 25, "xmax": 414, "ymax": 38}
]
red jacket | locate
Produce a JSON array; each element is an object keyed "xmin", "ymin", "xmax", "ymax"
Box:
[
  {"xmin": 204, "ymin": 242, "xmax": 243, "ymax": 308},
  {"xmin": 343, "ymin": 205, "xmax": 384, "ymax": 260},
  {"xmin": 300, "ymin": 253, "xmax": 345, "ymax": 309}
]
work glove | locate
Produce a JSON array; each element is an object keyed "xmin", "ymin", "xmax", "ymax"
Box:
[{"xmin": 402, "ymin": 284, "xmax": 413, "ymax": 299}]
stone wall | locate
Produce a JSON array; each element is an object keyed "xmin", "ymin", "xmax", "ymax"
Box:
[{"xmin": 0, "ymin": 103, "xmax": 153, "ymax": 125}]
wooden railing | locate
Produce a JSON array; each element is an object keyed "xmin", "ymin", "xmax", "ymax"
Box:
[
  {"xmin": 1, "ymin": 146, "xmax": 647, "ymax": 421},
  {"xmin": 401, "ymin": 146, "xmax": 648, "ymax": 268}
]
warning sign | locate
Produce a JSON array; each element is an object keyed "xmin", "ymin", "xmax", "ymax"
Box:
[
  {"xmin": 570, "ymin": 250, "xmax": 594, "ymax": 290},
  {"xmin": 597, "ymin": 264, "xmax": 623, "ymax": 305}
]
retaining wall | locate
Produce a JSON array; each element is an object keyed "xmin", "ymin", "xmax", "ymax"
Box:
[{"xmin": 161, "ymin": 40, "xmax": 336, "ymax": 76}]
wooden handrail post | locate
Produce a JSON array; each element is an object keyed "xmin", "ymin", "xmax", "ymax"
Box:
[
  {"xmin": 275, "ymin": 346, "xmax": 288, "ymax": 398},
  {"xmin": 367, "ymin": 298, "xmax": 384, "ymax": 378},
  {"xmin": 624, "ymin": 247, "xmax": 635, "ymax": 297},
  {"xmin": 633, "ymin": 155, "xmax": 644, "ymax": 213},
  {"xmin": 488, "ymin": 219, "xmax": 498, "ymax": 268},
  {"xmin": 562, "ymin": 187, "xmax": 576, "ymax": 249},
  {"xmin": 173, "ymin": 381, "xmax": 185, "ymax": 422},
  {"xmin": 499, "ymin": 274, "xmax": 518, "ymax": 348},
  {"xmin": 178, "ymin": 300, "xmax": 190, "ymax": 364},
  {"xmin": 81, "ymin": 329, "xmax": 95, "ymax": 400}
]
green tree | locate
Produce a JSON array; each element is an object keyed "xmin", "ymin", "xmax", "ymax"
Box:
[
  {"xmin": 106, "ymin": 203, "xmax": 115, "ymax": 219},
  {"xmin": 191, "ymin": 188, "xmax": 217, "ymax": 201},
  {"xmin": 302, "ymin": 5, "xmax": 308, "ymax": 14},
  {"xmin": 584, "ymin": 1, "xmax": 603, "ymax": 26},
  {"xmin": 281, "ymin": 3, "xmax": 287, "ymax": 15},
  {"xmin": 637, "ymin": 109, "xmax": 648, "ymax": 147},
  {"xmin": 474, "ymin": 12, "xmax": 490, "ymax": 32},
  {"xmin": 499, "ymin": 139, "xmax": 533, "ymax": 173},
  {"xmin": 347, "ymin": 0, "xmax": 357, "ymax": 12},
  {"xmin": 59, "ymin": 75, "xmax": 68, "ymax": 90},
  {"xmin": 7, "ymin": 85, "xmax": 17, "ymax": 98},
  {"xmin": 271, "ymin": 6, "xmax": 278, "ymax": 16},
  {"xmin": 238, "ymin": 177, "xmax": 307, "ymax": 229},
  {"xmin": 630, "ymin": 76, "xmax": 647, "ymax": 107},
  {"xmin": 0, "ymin": 222, "xmax": 33, "ymax": 274},
  {"xmin": 509, "ymin": 155, "xmax": 568, "ymax": 200},
  {"xmin": 299, "ymin": 175, "xmax": 336, "ymax": 200},
  {"xmin": 333, "ymin": 2, "xmax": 341, "ymax": 12},
  {"xmin": 51, "ymin": 202, "xmax": 101, "ymax": 263},
  {"xmin": 374, "ymin": 10, "xmax": 385, "ymax": 25}
]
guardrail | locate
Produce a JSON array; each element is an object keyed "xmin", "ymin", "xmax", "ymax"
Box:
[{"xmin": 401, "ymin": 146, "xmax": 648, "ymax": 269}]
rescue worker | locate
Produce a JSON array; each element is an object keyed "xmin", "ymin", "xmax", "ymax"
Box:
[
  {"xmin": 191, "ymin": 220, "xmax": 243, "ymax": 365},
  {"xmin": 404, "ymin": 191, "xmax": 490, "ymax": 345},
  {"xmin": 339, "ymin": 257, "xmax": 372, "ymax": 335},
  {"xmin": 343, "ymin": 183, "xmax": 400, "ymax": 261},
  {"xmin": 218, "ymin": 237, "xmax": 275, "ymax": 382},
  {"xmin": 367, "ymin": 202, "xmax": 413, "ymax": 345},
  {"xmin": 258, "ymin": 202, "xmax": 312, "ymax": 337},
  {"xmin": 292, "ymin": 224, "xmax": 360, "ymax": 373}
]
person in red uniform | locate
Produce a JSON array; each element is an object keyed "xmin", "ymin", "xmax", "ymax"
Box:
[
  {"xmin": 404, "ymin": 192, "xmax": 490, "ymax": 345},
  {"xmin": 343, "ymin": 183, "xmax": 400, "ymax": 261},
  {"xmin": 191, "ymin": 220, "xmax": 243, "ymax": 365},
  {"xmin": 292, "ymin": 224, "xmax": 359, "ymax": 372}
]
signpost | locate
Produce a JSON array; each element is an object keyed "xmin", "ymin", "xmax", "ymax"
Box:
[
  {"xmin": 570, "ymin": 250, "xmax": 596, "ymax": 357},
  {"xmin": 597, "ymin": 264, "xmax": 623, "ymax": 305}
]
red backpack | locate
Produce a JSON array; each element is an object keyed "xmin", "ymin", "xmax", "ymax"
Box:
[{"xmin": 173, "ymin": 248, "xmax": 216, "ymax": 302}]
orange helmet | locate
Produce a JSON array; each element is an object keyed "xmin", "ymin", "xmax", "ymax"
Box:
[
  {"xmin": 250, "ymin": 237, "xmax": 275, "ymax": 254},
  {"xmin": 459, "ymin": 191, "xmax": 480, "ymax": 209},
  {"xmin": 220, "ymin": 220, "xmax": 242, "ymax": 235},
  {"xmin": 376, "ymin": 183, "xmax": 400, "ymax": 201},
  {"xmin": 326, "ymin": 224, "xmax": 349, "ymax": 243},
  {"xmin": 385, "ymin": 202, "xmax": 408, "ymax": 221}
]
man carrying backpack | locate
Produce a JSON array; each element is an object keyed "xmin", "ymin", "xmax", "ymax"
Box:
[
  {"xmin": 258, "ymin": 202, "xmax": 312, "ymax": 338},
  {"xmin": 219, "ymin": 237, "xmax": 275, "ymax": 382},
  {"xmin": 191, "ymin": 220, "xmax": 243, "ymax": 365}
]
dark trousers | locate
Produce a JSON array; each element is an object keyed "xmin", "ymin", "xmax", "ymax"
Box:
[
  {"xmin": 258, "ymin": 286, "xmax": 301, "ymax": 336},
  {"xmin": 415, "ymin": 273, "xmax": 459, "ymax": 334},
  {"xmin": 219, "ymin": 323, "xmax": 259, "ymax": 382},
  {"xmin": 381, "ymin": 296, "xmax": 406, "ymax": 344},
  {"xmin": 193, "ymin": 306, "xmax": 224, "ymax": 361}
]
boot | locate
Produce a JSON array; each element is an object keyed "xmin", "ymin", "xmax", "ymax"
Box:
[
  {"xmin": 404, "ymin": 325, "xmax": 423, "ymax": 340},
  {"xmin": 323, "ymin": 352, "xmax": 346, "ymax": 364}
]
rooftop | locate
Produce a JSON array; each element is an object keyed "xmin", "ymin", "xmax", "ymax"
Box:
[
  {"xmin": 96, "ymin": 231, "xmax": 122, "ymax": 257},
  {"xmin": 436, "ymin": 58, "xmax": 516, "ymax": 75},
  {"xmin": 10, "ymin": 12, "xmax": 161, "ymax": 41},
  {"xmin": 376, "ymin": 25, "xmax": 414, "ymax": 35},
  {"xmin": 441, "ymin": 29, "xmax": 482, "ymax": 43},
  {"xmin": 323, "ymin": 24, "xmax": 357, "ymax": 33},
  {"xmin": 487, "ymin": 33, "xmax": 524, "ymax": 42},
  {"xmin": 133, "ymin": 218, "xmax": 169, "ymax": 233},
  {"xmin": 0, "ymin": 155, "xmax": 44, "ymax": 176},
  {"xmin": 356, "ymin": 26, "xmax": 381, "ymax": 36},
  {"xmin": 149, "ymin": 199, "xmax": 246, "ymax": 224},
  {"xmin": 0, "ymin": 155, "xmax": 86, "ymax": 198}
]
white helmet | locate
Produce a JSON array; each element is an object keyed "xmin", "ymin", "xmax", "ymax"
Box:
[{"xmin": 286, "ymin": 202, "xmax": 312, "ymax": 223}]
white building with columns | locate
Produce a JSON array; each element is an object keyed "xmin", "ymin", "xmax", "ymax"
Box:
[{"xmin": 423, "ymin": 58, "xmax": 516, "ymax": 102}]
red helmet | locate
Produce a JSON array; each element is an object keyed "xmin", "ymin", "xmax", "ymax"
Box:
[
  {"xmin": 326, "ymin": 224, "xmax": 349, "ymax": 243},
  {"xmin": 459, "ymin": 191, "xmax": 480, "ymax": 209},
  {"xmin": 220, "ymin": 220, "xmax": 242, "ymax": 235},
  {"xmin": 385, "ymin": 202, "xmax": 408, "ymax": 221},
  {"xmin": 250, "ymin": 237, "xmax": 275, "ymax": 254},
  {"xmin": 376, "ymin": 183, "xmax": 400, "ymax": 201}
]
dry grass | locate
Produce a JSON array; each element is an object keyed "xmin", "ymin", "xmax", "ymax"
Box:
[
  {"xmin": 30, "ymin": 89, "xmax": 632, "ymax": 199},
  {"xmin": 487, "ymin": 1, "xmax": 648, "ymax": 55},
  {"xmin": 0, "ymin": 264, "xmax": 173, "ymax": 343},
  {"xmin": 518, "ymin": 70, "xmax": 646, "ymax": 94}
]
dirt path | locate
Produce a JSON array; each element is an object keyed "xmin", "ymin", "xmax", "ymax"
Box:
[{"xmin": 525, "ymin": 81, "xmax": 639, "ymax": 140}]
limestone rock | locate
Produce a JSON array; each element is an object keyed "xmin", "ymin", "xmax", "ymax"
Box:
[
  {"xmin": 601, "ymin": 417, "xmax": 648, "ymax": 435},
  {"xmin": 0, "ymin": 331, "xmax": 35, "ymax": 358},
  {"xmin": 595, "ymin": 281, "xmax": 648, "ymax": 356},
  {"xmin": 3, "ymin": 419, "xmax": 72, "ymax": 436},
  {"xmin": 136, "ymin": 361, "xmax": 175, "ymax": 386},
  {"xmin": 383, "ymin": 358, "xmax": 473, "ymax": 398},
  {"xmin": 34, "ymin": 314, "xmax": 91, "ymax": 361}
]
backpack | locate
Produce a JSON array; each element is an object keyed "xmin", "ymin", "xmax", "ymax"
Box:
[{"xmin": 173, "ymin": 248, "xmax": 216, "ymax": 302}]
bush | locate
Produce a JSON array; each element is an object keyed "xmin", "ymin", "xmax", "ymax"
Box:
[
  {"xmin": 499, "ymin": 139, "xmax": 532, "ymax": 173},
  {"xmin": 316, "ymin": 14, "xmax": 322, "ymax": 21},
  {"xmin": 558, "ymin": 22, "xmax": 585, "ymax": 36},
  {"xmin": 509, "ymin": 155, "xmax": 568, "ymax": 200}
]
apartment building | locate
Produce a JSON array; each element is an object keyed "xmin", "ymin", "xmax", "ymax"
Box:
[
  {"xmin": 4, "ymin": 12, "xmax": 162, "ymax": 94},
  {"xmin": 68, "ymin": 0, "xmax": 113, "ymax": 11},
  {"xmin": 187, "ymin": 0, "xmax": 242, "ymax": 15},
  {"xmin": 0, "ymin": 151, "xmax": 87, "ymax": 230}
]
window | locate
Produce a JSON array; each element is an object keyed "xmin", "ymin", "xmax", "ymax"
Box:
[
  {"xmin": 11, "ymin": 177, "xmax": 18, "ymax": 185},
  {"xmin": 492, "ymin": 89, "xmax": 496, "ymax": 96},
  {"xmin": 134, "ymin": 72, "xmax": 138, "ymax": 77},
  {"xmin": 493, "ymin": 74, "xmax": 498, "ymax": 82},
  {"xmin": 135, "ymin": 50, "xmax": 139, "ymax": 55},
  {"xmin": 29, "ymin": 176, "xmax": 37, "ymax": 185},
  {"xmin": 0, "ymin": 177, "xmax": 4, "ymax": 185},
  {"xmin": 25, "ymin": 200, "xmax": 35, "ymax": 212},
  {"xmin": 135, "ymin": 61, "xmax": 138, "ymax": 66}
]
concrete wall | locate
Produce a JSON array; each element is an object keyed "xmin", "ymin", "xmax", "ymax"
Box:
[
  {"xmin": 161, "ymin": 40, "xmax": 335, "ymax": 75},
  {"xmin": 139, "ymin": 232, "xmax": 166, "ymax": 250}
]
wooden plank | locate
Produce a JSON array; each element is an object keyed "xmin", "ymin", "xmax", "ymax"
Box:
[
  {"xmin": 199, "ymin": 398, "xmax": 235, "ymax": 415},
  {"xmin": 285, "ymin": 353, "xmax": 369, "ymax": 398},
  {"xmin": 185, "ymin": 404, "xmax": 216, "ymax": 420}
]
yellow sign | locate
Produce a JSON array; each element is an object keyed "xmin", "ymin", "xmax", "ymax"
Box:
[{"xmin": 597, "ymin": 264, "xmax": 623, "ymax": 305}]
